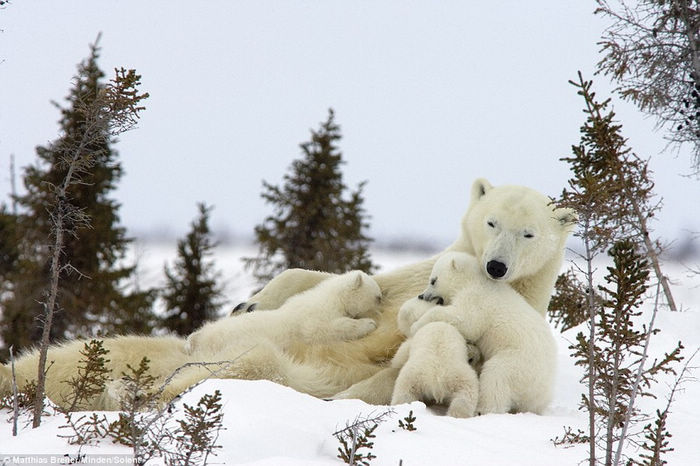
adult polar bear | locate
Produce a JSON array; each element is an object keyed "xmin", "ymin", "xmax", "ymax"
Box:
[
  {"xmin": 0, "ymin": 178, "xmax": 575, "ymax": 407},
  {"xmin": 171, "ymin": 177, "xmax": 576, "ymax": 402}
]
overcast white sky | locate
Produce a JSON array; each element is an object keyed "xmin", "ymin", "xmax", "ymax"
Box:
[{"xmin": 1, "ymin": 1, "xmax": 698, "ymax": 248}]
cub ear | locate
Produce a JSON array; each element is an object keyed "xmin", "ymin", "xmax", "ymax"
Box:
[
  {"xmin": 554, "ymin": 208, "xmax": 578, "ymax": 227},
  {"xmin": 471, "ymin": 178, "xmax": 493, "ymax": 202},
  {"xmin": 353, "ymin": 272, "xmax": 364, "ymax": 290}
]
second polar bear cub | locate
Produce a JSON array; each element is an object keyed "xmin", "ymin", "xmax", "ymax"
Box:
[
  {"xmin": 412, "ymin": 252, "xmax": 557, "ymax": 415},
  {"xmin": 185, "ymin": 271, "xmax": 383, "ymax": 357},
  {"xmin": 391, "ymin": 295, "xmax": 482, "ymax": 418}
]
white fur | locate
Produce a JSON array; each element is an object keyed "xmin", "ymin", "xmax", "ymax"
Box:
[
  {"xmin": 0, "ymin": 335, "xmax": 190, "ymax": 411},
  {"xmin": 0, "ymin": 179, "xmax": 574, "ymax": 408},
  {"xmin": 185, "ymin": 271, "xmax": 382, "ymax": 358},
  {"xmin": 396, "ymin": 296, "xmax": 434, "ymax": 337},
  {"xmin": 0, "ymin": 272, "xmax": 381, "ymax": 410},
  {"xmin": 391, "ymin": 320, "xmax": 481, "ymax": 418},
  {"xmin": 337, "ymin": 179, "xmax": 574, "ymax": 404},
  {"xmin": 412, "ymin": 252, "xmax": 557, "ymax": 414},
  {"xmin": 451, "ymin": 178, "xmax": 576, "ymax": 315}
]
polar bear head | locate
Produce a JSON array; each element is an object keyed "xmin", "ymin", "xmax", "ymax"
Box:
[
  {"xmin": 335, "ymin": 271, "xmax": 383, "ymax": 318},
  {"xmin": 421, "ymin": 252, "xmax": 479, "ymax": 305},
  {"xmin": 460, "ymin": 178, "xmax": 576, "ymax": 283}
]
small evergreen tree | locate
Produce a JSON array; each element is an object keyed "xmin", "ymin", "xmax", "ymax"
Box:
[
  {"xmin": 170, "ymin": 389, "xmax": 224, "ymax": 465},
  {"xmin": 548, "ymin": 270, "xmax": 590, "ymax": 332},
  {"xmin": 0, "ymin": 204, "xmax": 19, "ymax": 281},
  {"xmin": 563, "ymin": 72, "xmax": 677, "ymax": 311},
  {"xmin": 107, "ymin": 357, "xmax": 227, "ymax": 464},
  {"xmin": 108, "ymin": 357, "xmax": 159, "ymax": 462},
  {"xmin": 553, "ymin": 73, "xmax": 685, "ymax": 466},
  {"xmin": 568, "ymin": 240, "xmax": 682, "ymax": 466},
  {"xmin": 334, "ymin": 410, "xmax": 393, "ymax": 466},
  {"xmin": 0, "ymin": 205, "xmax": 20, "ymax": 343},
  {"xmin": 246, "ymin": 109, "xmax": 375, "ymax": 284},
  {"xmin": 0, "ymin": 38, "xmax": 156, "ymax": 358},
  {"xmin": 0, "ymin": 204, "xmax": 36, "ymax": 361},
  {"xmin": 397, "ymin": 410, "xmax": 417, "ymax": 432},
  {"xmin": 162, "ymin": 203, "xmax": 224, "ymax": 336},
  {"xmin": 62, "ymin": 339, "xmax": 111, "ymax": 412}
]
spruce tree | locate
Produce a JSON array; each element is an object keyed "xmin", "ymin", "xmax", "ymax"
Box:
[
  {"xmin": 246, "ymin": 109, "xmax": 375, "ymax": 284},
  {"xmin": 162, "ymin": 203, "xmax": 224, "ymax": 336},
  {"xmin": 0, "ymin": 39, "xmax": 155, "ymax": 357},
  {"xmin": 0, "ymin": 204, "xmax": 19, "ymax": 286},
  {"xmin": 552, "ymin": 73, "xmax": 685, "ymax": 466}
]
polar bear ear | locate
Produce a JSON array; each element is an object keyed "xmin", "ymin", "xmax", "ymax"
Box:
[
  {"xmin": 471, "ymin": 178, "xmax": 493, "ymax": 201},
  {"xmin": 554, "ymin": 208, "xmax": 578, "ymax": 227},
  {"xmin": 352, "ymin": 272, "xmax": 364, "ymax": 290}
]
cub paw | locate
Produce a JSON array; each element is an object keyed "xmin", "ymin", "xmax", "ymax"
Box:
[
  {"xmin": 398, "ymin": 297, "xmax": 435, "ymax": 336},
  {"xmin": 356, "ymin": 317, "xmax": 378, "ymax": 336}
]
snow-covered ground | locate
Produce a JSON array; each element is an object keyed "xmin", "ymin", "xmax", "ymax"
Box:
[{"xmin": 1, "ymin": 243, "xmax": 699, "ymax": 465}]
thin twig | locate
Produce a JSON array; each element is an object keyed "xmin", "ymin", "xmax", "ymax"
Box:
[
  {"xmin": 613, "ymin": 281, "xmax": 661, "ymax": 465},
  {"xmin": 140, "ymin": 346, "xmax": 257, "ymax": 437},
  {"xmin": 10, "ymin": 345, "xmax": 19, "ymax": 436}
]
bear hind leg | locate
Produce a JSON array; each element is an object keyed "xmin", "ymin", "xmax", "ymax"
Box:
[
  {"xmin": 446, "ymin": 373, "xmax": 479, "ymax": 418},
  {"xmin": 391, "ymin": 364, "xmax": 429, "ymax": 406},
  {"xmin": 332, "ymin": 367, "xmax": 399, "ymax": 405}
]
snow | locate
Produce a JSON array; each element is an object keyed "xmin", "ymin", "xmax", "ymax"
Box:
[{"xmin": 1, "ymin": 245, "xmax": 699, "ymax": 465}]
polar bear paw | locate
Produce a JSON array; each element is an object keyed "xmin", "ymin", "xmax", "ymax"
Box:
[
  {"xmin": 331, "ymin": 317, "xmax": 377, "ymax": 340},
  {"xmin": 397, "ymin": 297, "xmax": 434, "ymax": 336},
  {"xmin": 230, "ymin": 301, "xmax": 257, "ymax": 316}
]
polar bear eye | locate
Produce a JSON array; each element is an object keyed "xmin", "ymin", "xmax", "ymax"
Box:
[
  {"xmin": 487, "ymin": 221, "xmax": 496, "ymax": 228},
  {"xmin": 430, "ymin": 277, "xmax": 437, "ymax": 286},
  {"xmin": 524, "ymin": 233, "xmax": 534, "ymax": 239}
]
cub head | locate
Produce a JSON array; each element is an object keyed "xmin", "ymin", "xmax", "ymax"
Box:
[
  {"xmin": 419, "ymin": 252, "xmax": 477, "ymax": 305},
  {"xmin": 461, "ymin": 178, "xmax": 576, "ymax": 282},
  {"xmin": 338, "ymin": 271, "xmax": 383, "ymax": 318}
]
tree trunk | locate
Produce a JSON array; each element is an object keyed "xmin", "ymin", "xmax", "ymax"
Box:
[
  {"xmin": 31, "ymin": 199, "xmax": 66, "ymax": 427},
  {"xmin": 583, "ymin": 221, "xmax": 598, "ymax": 466},
  {"xmin": 32, "ymin": 129, "xmax": 90, "ymax": 428}
]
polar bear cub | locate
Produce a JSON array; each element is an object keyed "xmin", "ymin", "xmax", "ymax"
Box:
[
  {"xmin": 412, "ymin": 252, "xmax": 557, "ymax": 415},
  {"xmin": 391, "ymin": 296, "xmax": 481, "ymax": 418},
  {"xmin": 185, "ymin": 271, "xmax": 383, "ymax": 357}
]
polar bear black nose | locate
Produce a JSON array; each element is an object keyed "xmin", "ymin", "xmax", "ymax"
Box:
[{"xmin": 486, "ymin": 260, "xmax": 507, "ymax": 279}]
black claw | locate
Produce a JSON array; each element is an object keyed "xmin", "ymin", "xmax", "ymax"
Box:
[
  {"xmin": 233, "ymin": 302, "xmax": 247, "ymax": 311},
  {"xmin": 247, "ymin": 303, "xmax": 257, "ymax": 312}
]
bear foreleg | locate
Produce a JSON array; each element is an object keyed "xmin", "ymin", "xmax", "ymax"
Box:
[
  {"xmin": 306, "ymin": 317, "xmax": 377, "ymax": 344},
  {"xmin": 475, "ymin": 356, "xmax": 515, "ymax": 415}
]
